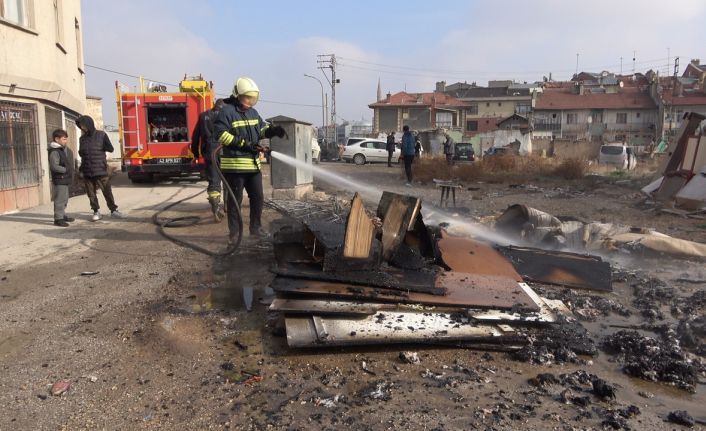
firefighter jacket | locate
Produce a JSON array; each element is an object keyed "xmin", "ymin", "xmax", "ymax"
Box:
[{"xmin": 214, "ymin": 97, "xmax": 270, "ymax": 173}]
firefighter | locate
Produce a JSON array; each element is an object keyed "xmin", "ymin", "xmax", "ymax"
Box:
[
  {"xmin": 214, "ymin": 77, "xmax": 285, "ymax": 240},
  {"xmin": 192, "ymin": 98, "xmax": 226, "ymax": 221}
]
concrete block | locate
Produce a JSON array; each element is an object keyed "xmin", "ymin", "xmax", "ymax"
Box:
[{"xmin": 271, "ymin": 184, "xmax": 314, "ymax": 200}]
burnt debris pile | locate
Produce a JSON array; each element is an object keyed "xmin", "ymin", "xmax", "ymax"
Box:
[{"xmin": 267, "ymin": 191, "xmax": 594, "ymax": 354}]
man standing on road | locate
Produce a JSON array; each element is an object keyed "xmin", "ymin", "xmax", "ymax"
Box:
[
  {"xmin": 386, "ymin": 131, "xmax": 396, "ymax": 167},
  {"xmin": 192, "ymin": 98, "xmax": 226, "ymax": 222},
  {"xmin": 443, "ymin": 132, "xmax": 455, "ymax": 166},
  {"xmin": 214, "ymin": 77, "xmax": 285, "ymax": 240},
  {"xmin": 76, "ymin": 115, "xmax": 124, "ymax": 221},
  {"xmin": 401, "ymin": 125, "xmax": 415, "ymax": 186}
]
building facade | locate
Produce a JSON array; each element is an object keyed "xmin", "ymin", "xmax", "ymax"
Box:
[
  {"xmin": 652, "ymin": 60, "xmax": 706, "ymax": 141},
  {"xmin": 532, "ymin": 84, "xmax": 657, "ymax": 145},
  {"xmin": 1, "ymin": 0, "xmax": 86, "ymax": 214},
  {"xmin": 440, "ymin": 81, "xmax": 535, "ymax": 137},
  {"xmin": 369, "ymin": 91, "xmax": 467, "ymax": 134}
]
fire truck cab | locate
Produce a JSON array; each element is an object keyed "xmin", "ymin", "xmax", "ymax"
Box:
[{"xmin": 116, "ymin": 76, "xmax": 214, "ymax": 183}]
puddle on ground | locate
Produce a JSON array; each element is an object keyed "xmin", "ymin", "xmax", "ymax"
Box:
[{"xmin": 192, "ymin": 258, "xmax": 274, "ymax": 312}]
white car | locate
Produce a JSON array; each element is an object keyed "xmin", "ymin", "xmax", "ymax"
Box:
[
  {"xmin": 342, "ymin": 139, "xmax": 401, "ymax": 165},
  {"xmin": 599, "ymin": 143, "xmax": 637, "ymax": 170}
]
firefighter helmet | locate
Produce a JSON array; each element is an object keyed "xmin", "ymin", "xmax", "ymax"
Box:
[{"xmin": 233, "ymin": 77, "xmax": 259, "ymax": 104}]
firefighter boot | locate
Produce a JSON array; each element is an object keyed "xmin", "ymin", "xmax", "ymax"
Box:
[{"xmin": 208, "ymin": 192, "xmax": 224, "ymax": 223}]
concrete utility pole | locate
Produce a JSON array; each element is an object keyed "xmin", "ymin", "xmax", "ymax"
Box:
[
  {"xmin": 304, "ymin": 74, "xmax": 325, "ymax": 130},
  {"xmin": 317, "ymin": 54, "xmax": 339, "ymax": 142}
]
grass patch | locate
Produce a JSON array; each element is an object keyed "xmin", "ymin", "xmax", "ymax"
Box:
[{"xmin": 412, "ymin": 155, "xmax": 587, "ymax": 184}]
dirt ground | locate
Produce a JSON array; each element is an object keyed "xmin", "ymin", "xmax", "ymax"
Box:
[{"xmin": 0, "ymin": 162, "xmax": 704, "ymax": 430}]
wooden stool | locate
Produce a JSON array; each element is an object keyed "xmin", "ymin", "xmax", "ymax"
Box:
[{"xmin": 433, "ymin": 179, "xmax": 462, "ymax": 207}]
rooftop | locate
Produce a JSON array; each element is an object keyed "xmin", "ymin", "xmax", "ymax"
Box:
[
  {"xmin": 535, "ymin": 87, "xmax": 656, "ymax": 110},
  {"xmin": 369, "ymin": 91, "xmax": 467, "ymax": 108}
]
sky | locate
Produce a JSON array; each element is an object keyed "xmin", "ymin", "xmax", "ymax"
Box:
[{"xmin": 82, "ymin": 0, "xmax": 706, "ymax": 128}]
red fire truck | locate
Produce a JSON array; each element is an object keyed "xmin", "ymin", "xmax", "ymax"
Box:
[{"xmin": 116, "ymin": 76, "xmax": 214, "ymax": 183}]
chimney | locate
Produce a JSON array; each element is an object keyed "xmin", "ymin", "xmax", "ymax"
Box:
[
  {"xmin": 435, "ymin": 81, "xmax": 446, "ymax": 92},
  {"xmin": 386, "ymin": 92, "xmax": 391, "ymax": 101},
  {"xmin": 691, "ymin": 59, "xmax": 700, "ymax": 66},
  {"xmin": 417, "ymin": 94, "xmax": 423, "ymax": 103}
]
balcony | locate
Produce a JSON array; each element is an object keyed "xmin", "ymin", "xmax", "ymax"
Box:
[{"xmin": 533, "ymin": 122, "xmax": 561, "ymax": 131}]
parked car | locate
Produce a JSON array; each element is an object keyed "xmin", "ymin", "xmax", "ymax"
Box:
[
  {"xmin": 453, "ymin": 143, "xmax": 475, "ymax": 162},
  {"xmin": 484, "ymin": 147, "xmax": 510, "ymax": 157},
  {"xmin": 342, "ymin": 139, "xmax": 401, "ymax": 165},
  {"xmin": 345, "ymin": 137, "xmax": 367, "ymax": 146},
  {"xmin": 311, "ymin": 137, "xmax": 321, "ymax": 163},
  {"xmin": 599, "ymin": 143, "xmax": 636, "ymax": 170}
]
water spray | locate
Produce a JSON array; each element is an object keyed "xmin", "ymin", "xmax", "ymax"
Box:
[{"xmin": 269, "ymin": 151, "xmax": 519, "ymax": 246}]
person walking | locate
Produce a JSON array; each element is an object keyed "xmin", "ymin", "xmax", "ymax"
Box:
[
  {"xmin": 414, "ymin": 132, "xmax": 422, "ymax": 159},
  {"xmin": 386, "ymin": 131, "xmax": 396, "ymax": 167},
  {"xmin": 214, "ymin": 77, "xmax": 285, "ymax": 240},
  {"xmin": 443, "ymin": 132, "xmax": 456, "ymax": 166},
  {"xmin": 401, "ymin": 125, "xmax": 415, "ymax": 186},
  {"xmin": 48, "ymin": 129, "xmax": 75, "ymax": 227},
  {"xmin": 192, "ymin": 98, "xmax": 226, "ymax": 222},
  {"xmin": 76, "ymin": 115, "xmax": 124, "ymax": 221}
]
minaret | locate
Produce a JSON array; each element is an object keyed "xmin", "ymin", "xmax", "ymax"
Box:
[{"xmin": 377, "ymin": 78, "xmax": 382, "ymax": 101}]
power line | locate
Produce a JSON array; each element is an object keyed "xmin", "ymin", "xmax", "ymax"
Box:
[
  {"xmin": 338, "ymin": 55, "xmax": 683, "ymax": 77},
  {"xmin": 85, "ymin": 63, "xmax": 322, "ymax": 108}
]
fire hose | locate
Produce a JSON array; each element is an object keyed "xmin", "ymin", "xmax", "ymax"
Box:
[{"xmin": 152, "ymin": 144, "xmax": 260, "ymax": 256}]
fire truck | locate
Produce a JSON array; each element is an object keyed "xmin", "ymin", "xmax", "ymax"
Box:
[{"xmin": 116, "ymin": 75, "xmax": 214, "ymax": 183}]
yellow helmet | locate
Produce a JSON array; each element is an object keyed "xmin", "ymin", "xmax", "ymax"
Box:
[{"xmin": 233, "ymin": 77, "xmax": 259, "ymax": 104}]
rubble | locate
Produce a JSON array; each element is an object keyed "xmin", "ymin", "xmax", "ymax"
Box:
[
  {"xmin": 495, "ymin": 203, "xmax": 706, "ymax": 259},
  {"xmin": 359, "ymin": 381, "xmax": 392, "ymax": 401},
  {"xmin": 667, "ymin": 410, "xmax": 695, "ymax": 428},
  {"xmin": 269, "ymin": 192, "xmax": 583, "ymax": 351},
  {"xmin": 601, "ymin": 330, "xmax": 699, "ymax": 392},
  {"xmin": 398, "ymin": 351, "xmax": 420, "ymax": 364},
  {"xmin": 50, "ymin": 381, "xmax": 71, "ymax": 396}
]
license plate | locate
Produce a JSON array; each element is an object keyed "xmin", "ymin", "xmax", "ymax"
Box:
[{"xmin": 156, "ymin": 158, "xmax": 181, "ymax": 164}]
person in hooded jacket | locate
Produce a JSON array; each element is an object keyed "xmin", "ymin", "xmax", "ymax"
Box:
[
  {"xmin": 75, "ymin": 115, "xmax": 124, "ymax": 221},
  {"xmin": 192, "ymin": 98, "xmax": 226, "ymax": 222}
]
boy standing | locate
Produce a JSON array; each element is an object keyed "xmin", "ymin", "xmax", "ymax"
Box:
[{"xmin": 48, "ymin": 129, "xmax": 75, "ymax": 227}]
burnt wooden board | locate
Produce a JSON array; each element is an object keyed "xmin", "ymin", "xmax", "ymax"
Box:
[
  {"xmin": 381, "ymin": 195, "xmax": 421, "ymax": 261},
  {"xmin": 270, "ymin": 273, "xmax": 539, "ymax": 311},
  {"xmin": 498, "ymin": 246, "xmax": 612, "ymax": 292},
  {"xmin": 437, "ymin": 233, "xmax": 523, "ymax": 281},
  {"xmin": 271, "ymin": 263, "xmax": 445, "ymax": 295},
  {"xmin": 343, "ymin": 193, "xmax": 375, "ymax": 258}
]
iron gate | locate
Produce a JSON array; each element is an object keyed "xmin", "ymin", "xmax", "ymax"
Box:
[{"xmin": 0, "ymin": 101, "xmax": 41, "ymax": 190}]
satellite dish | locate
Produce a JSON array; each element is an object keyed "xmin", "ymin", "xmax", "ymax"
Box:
[{"xmin": 619, "ymin": 81, "xmax": 624, "ymax": 88}]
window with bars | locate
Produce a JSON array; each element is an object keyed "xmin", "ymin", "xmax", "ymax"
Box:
[{"xmin": 0, "ymin": 101, "xmax": 41, "ymax": 190}]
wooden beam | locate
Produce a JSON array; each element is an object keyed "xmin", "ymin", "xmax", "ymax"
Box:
[{"xmin": 342, "ymin": 193, "xmax": 375, "ymax": 258}]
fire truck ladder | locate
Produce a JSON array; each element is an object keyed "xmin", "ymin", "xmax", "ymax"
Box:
[{"xmin": 115, "ymin": 81, "xmax": 142, "ymax": 153}]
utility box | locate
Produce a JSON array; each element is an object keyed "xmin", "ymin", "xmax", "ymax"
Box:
[{"xmin": 268, "ymin": 115, "xmax": 314, "ymax": 199}]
